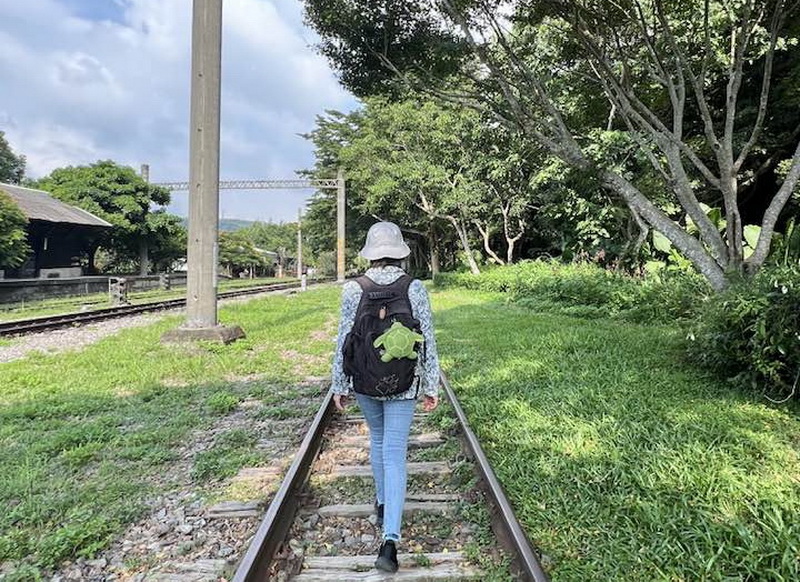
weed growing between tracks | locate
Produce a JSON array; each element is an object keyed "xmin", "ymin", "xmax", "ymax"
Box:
[
  {"xmin": 431, "ymin": 287, "xmax": 800, "ymax": 581},
  {"xmin": 0, "ymin": 286, "xmax": 341, "ymax": 578}
]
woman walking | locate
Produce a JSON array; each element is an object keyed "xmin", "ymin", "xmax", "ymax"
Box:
[{"xmin": 330, "ymin": 221, "xmax": 441, "ymax": 573}]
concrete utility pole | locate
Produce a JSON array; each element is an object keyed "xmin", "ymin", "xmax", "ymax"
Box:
[
  {"xmin": 163, "ymin": 0, "xmax": 243, "ymax": 344},
  {"xmin": 336, "ymin": 169, "xmax": 345, "ymax": 282},
  {"xmin": 139, "ymin": 164, "xmax": 150, "ymax": 276},
  {"xmin": 296, "ymin": 208, "xmax": 303, "ymax": 279}
]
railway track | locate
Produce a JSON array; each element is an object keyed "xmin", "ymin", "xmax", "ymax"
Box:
[
  {"xmin": 232, "ymin": 373, "xmax": 549, "ymax": 582},
  {"xmin": 0, "ymin": 280, "xmax": 326, "ymax": 337}
]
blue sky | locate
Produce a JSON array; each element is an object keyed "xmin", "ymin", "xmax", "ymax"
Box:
[{"xmin": 0, "ymin": 0, "xmax": 358, "ymax": 222}]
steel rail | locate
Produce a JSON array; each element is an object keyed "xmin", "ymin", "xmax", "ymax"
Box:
[
  {"xmin": 440, "ymin": 372, "xmax": 550, "ymax": 582},
  {"xmin": 0, "ymin": 280, "xmax": 324, "ymax": 337},
  {"xmin": 231, "ymin": 374, "xmax": 550, "ymax": 581},
  {"xmin": 232, "ymin": 391, "xmax": 335, "ymax": 582}
]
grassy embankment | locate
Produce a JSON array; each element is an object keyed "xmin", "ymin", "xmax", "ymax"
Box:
[
  {"xmin": 431, "ymin": 287, "xmax": 800, "ymax": 581},
  {"xmin": 0, "ymin": 285, "xmax": 336, "ymax": 578},
  {"xmin": 0, "ymin": 277, "xmax": 297, "ymax": 323}
]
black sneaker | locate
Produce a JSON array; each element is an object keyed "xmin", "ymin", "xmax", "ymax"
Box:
[
  {"xmin": 375, "ymin": 502, "xmax": 384, "ymax": 527},
  {"xmin": 375, "ymin": 539, "xmax": 398, "ymax": 573}
]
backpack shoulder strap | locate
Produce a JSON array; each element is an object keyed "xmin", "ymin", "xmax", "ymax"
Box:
[
  {"xmin": 351, "ymin": 276, "xmax": 374, "ymax": 318},
  {"xmin": 389, "ymin": 274, "xmax": 415, "ymax": 315},
  {"xmin": 353, "ymin": 275, "xmax": 372, "ymax": 292},
  {"xmin": 394, "ymin": 274, "xmax": 414, "ymax": 295}
]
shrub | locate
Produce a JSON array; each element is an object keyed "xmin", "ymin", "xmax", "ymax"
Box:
[
  {"xmin": 621, "ymin": 270, "xmax": 711, "ymax": 323},
  {"xmin": 435, "ymin": 260, "xmax": 707, "ymax": 323},
  {"xmin": 688, "ymin": 265, "xmax": 800, "ymax": 401}
]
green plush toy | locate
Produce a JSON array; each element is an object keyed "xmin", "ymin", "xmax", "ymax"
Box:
[{"xmin": 373, "ymin": 321, "xmax": 424, "ymax": 362}]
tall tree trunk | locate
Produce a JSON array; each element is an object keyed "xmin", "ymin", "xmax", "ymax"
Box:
[
  {"xmin": 447, "ymin": 215, "xmax": 480, "ymax": 274},
  {"xmin": 475, "ymin": 221, "xmax": 505, "ymax": 264},
  {"xmin": 428, "ymin": 223, "xmax": 440, "ymax": 278},
  {"xmin": 507, "ymin": 234, "xmax": 522, "ymax": 264},
  {"xmin": 139, "ymin": 239, "xmax": 149, "ymax": 275},
  {"xmin": 602, "ymin": 170, "xmax": 728, "ymax": 290}
]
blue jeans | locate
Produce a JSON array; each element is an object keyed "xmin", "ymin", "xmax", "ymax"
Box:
[{"xmin": 354, "ymin": 393, "xmax": 417, "ymax": 542}]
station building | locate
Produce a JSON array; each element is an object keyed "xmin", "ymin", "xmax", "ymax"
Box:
[{"xmin": 0, "ymin": 183, "xmax": 112, "ymax": 279}]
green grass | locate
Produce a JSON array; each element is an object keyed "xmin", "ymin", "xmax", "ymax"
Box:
[
  {"xmin": 5, "ymin": 281, "xmax": 800, "ymax": 580},
  {"xmin": 430, "ymin": 287, "xmax": 800, "ymax": 581},
  {"xmin": 0, "ymin": 276, "xmax": 296, "ymax": 322},
  {"xmin": 0, "ymin": 285, "xmax": 339, "ymax": 575}
]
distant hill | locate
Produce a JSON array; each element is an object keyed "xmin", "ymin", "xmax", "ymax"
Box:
[
  {"xmin": 179, "ymin": 218, "xmax": 256, "ymax": 232},
  {"xmin": 219, "ymin": 219, "xmax": 256, "ymax": 232}
]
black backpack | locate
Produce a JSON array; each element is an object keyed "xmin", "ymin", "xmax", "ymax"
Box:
[{"xmin": 342, "ymin": 274, "xmax": 423, "ymax": 397}]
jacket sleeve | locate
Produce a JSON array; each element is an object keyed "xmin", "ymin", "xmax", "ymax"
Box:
[
  {"xmin": 409, "ymin": 279, "xmax": 441, "ymax": 398},
  {"xmin": 330, "ymin": 281, "xmax": 362, "ymax": 395}
]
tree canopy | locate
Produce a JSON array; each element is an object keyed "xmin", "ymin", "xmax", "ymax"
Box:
[
  {"xmin": 303, "ymin": 0, "xmax": 800, "ymax": 289},
  {"xmin": 0, "ymin": 132, "xmax": 25, "ymax": 185},
  {"xmin": 0, "ymin": 190, "xmax": 30, "ymax": 269},
  {"xmin": 33, "ymin": 161, "xmax": 184, "ymax": 274}
]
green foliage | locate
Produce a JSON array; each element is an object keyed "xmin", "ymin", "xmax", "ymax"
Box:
[
  {"xmin": 299, "ymin": 109, "xmax": 374, "ymax": 270},
  {"xmin": 0, "ymin": 564, "xmax": 44, "ymax": 582},
  {"xmin": 0, "ymin": 287, "xmax": 340, "ymax": 575},
  {"xmin": 302, "ymin": 0, "xmax": 800, "ymax": 285},
  {"xmin": 143, "ymin": 210, "xmax": 187, "ymax": 273},
  {"xmin": 434, "ymin": 288, "xmax": 800, "ymax": 580},
  {"xmin": 33, "ymin": 161, "xmax": 182, "ymax": 273},
  {"xmin": 303, "ymin": 0, "xmax": 466, "ymax": 98},
  {"xmin": 206, "ymin": 391, "xmax": 240, "ymax": 415},
  {"xmin": 0, "ymin": 131, "xmax": 26, "ymax": 184},
  {"xmin": 0, "ymin": 190, "xmax": 31, "ymax": 269},
  {"xmin": 770, "ymin": 216, "xmax": 800, "ymax": 267},
  {"xmin": 435, "ymin": 260, "xmax": 709, "ymax": 322},
  {"xmin": 218, "ymin": 231, "xmax": 272, "ymax": 277},
  {"xmin": 192, "ymin": 429, "xmax": 260, "ymax": 481},
  {"xmin": 689, "ymin": 265, "xmax": 800, "ymax": 401}
]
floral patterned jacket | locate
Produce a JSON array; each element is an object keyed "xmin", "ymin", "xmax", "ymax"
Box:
[{"xmin": 329, "ymin": 266, "xmax": 440, "ymax": 400}]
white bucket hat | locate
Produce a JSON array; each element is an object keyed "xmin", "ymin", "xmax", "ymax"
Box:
[{"xmin": 359, "ymin": 221, "xmax": 411, "ymax": 260}]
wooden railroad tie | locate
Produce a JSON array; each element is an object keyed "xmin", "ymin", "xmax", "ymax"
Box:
[
  {"xmin": 293, "ymin": 552, "xmax": 481, "ymax": 581},
  {"xmin": 329, "ymin": 461, "xmax": 450, "ymax": 478}
]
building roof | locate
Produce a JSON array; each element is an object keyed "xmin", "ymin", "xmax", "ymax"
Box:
[{"xmin": 0, "ymin": 183, "xmax": 113, "ymax": 228}]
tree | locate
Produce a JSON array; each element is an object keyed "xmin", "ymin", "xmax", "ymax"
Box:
[
  {"xmin": 245, "ymin": 221, "xmax": 298, "ymax": 276},
  {"xmin": 0, "ymin": 190, "xmax": 30, "ymax": 269},
  {"xmin": 300, "ymin": 109, "xmax": 378, "ymax": 273},
  {"xmin": 303, "ymin": 0, "xmax": 800, "ymax": 289},
  {"xmin": 468, "ymin": 123, "xmax": 538, "ymax": 264},
  {"xmin": 339, "ymin": 98, "xmax": 490, "ymax": 274},
  {"xmin": 0, "ymin": 132, "xmax": 25, "ymax": 184},
  {"xmin": 302, "ymin": 101, "xmax": 544, "ymax": 274},
  {"xmin": 33, "ymin": 161, "xmax": 180, "ymax": 274},
  {"xmin": 143, "ymin": 211, "xmax": 187, "ymax": 273},
  {"xmin": 218, "ymin": 231, "xmax": 270, "ymax": 277}
]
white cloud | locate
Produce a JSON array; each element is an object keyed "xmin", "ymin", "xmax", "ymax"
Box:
[
  {"xmin": 0, "ymin": 0, "xmax": 357, "ymax": 221},
  {"xmin": 7, "ymin": 123, "xmax": 102, "ymax": 176}
]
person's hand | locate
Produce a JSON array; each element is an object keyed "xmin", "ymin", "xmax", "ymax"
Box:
[
  {"xmin": 333, "ymin": 394, "xmax": 348, "ymax": 412},
  {"xmin": 423, "ymin": 395, "xmax": 439, "ymax": 412}
]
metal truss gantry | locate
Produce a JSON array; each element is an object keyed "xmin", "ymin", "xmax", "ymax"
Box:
[
  {"xmin": 154, "ymin": 179, "xmax": 341, "ymax": 191},
  {"xmin": 153, "ymin": 175, "xmax": 346, "ymax": 283}
]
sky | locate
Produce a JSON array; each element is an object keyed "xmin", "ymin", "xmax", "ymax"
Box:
[{"xmin": 0, "ymin": 0, "xmax": 359, "ymax": 222}]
